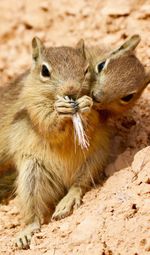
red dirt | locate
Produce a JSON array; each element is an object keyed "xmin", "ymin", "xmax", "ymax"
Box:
[{"xmin": 0, "ymin": 0, "xmax": 150, "ymax": 254}]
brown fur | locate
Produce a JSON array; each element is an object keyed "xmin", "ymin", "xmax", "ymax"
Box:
[
  {"xmin": 0, "ymin": 72, "xmax": 28, "ymax": 171},
  {"xmin": 86, "ymin": 35, "xmax": 150, "ymax": 115},
  {"xmin": 0, "ymin": 38, "xmax": 110, "ymax": 248}
]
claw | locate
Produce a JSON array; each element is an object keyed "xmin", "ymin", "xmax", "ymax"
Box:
[{"xmin": 15, "ymin": 220, "xmax": 40, "ymax": 250}]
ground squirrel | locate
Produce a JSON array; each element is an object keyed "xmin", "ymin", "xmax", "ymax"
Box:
[
  {"xmin": 0, "ymin": 35, "xmax": 149, "ymax": 249},
  {"xmin": 86, "ymin": 35, "xmax": 150, "ymax": 115},
  {"xmin": 0, "ymin": 38, "xmax": 110, "ymax": 249}
]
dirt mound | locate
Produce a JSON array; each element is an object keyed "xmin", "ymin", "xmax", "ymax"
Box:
[{"xmin": 0, "ymin": 0, "xmax": 150, "ymax": 254}]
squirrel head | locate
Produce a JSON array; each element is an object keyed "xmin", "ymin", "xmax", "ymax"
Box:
[
  {"xmin": 26, "ymin": 37, "xmax": 90, "ymax": 100},
  {"xmin": 90, "ymin": 35, "xmax": 150, "ymax": 115},
  {"xmin": 21, "ymin": 38, "xmax": 91, "ymax": 136}
]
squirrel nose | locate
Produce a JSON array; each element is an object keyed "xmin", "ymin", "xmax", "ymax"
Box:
[
  {"xmin": 63, "ymin": 85, "xmax": 79, "ymax": 100},
  {"xmin": 91, "ymin": 91, "xmax": 101, "ymax": 103}
]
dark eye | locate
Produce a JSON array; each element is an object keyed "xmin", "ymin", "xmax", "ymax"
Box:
[
  {"xmin": 41, "ymin": 64, "xmax": 50, "ymax": 78},
  {"xmin": 97, "ymin": 61, "xmax": 106, "ymax": 73},
  {"xmin": 121, "ymin": 94, "xmax": 134, "ymax": 103}
]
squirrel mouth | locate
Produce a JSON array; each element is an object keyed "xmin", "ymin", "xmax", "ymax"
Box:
[
  {"xmin": 93, "ymin": 99, "xmax": 106, "ymax": 110},
  {"xmin": 93, "ymin": 98, "xmax": 101, "ymax": 103},
  {"xmin": 92, "ymin": 96, "xmax": 101, "ymax": 104},
  {"xmin": 92, "ymin": 93, "xmax": 101, "ymax": 103}
]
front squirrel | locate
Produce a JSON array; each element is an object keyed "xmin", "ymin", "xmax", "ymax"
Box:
[
  {"xmin": 0, "ymin": 38, "xmax": 110, "ymax": 249},
  {"xmin": 86, "ymin": 34, "xmax": 150, "ymax": 115}
]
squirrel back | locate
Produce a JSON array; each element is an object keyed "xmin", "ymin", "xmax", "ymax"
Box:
[
  {"xmin": 0, "ymin": 72, "xmax": 28, "ymax": 169},
  {"xmin": 0, "ymin": 72, "xmax": 29, "ymax": 201}
]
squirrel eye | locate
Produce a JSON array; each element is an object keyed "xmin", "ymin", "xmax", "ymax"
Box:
[
  {"xmin": 120, "ymin": 93, "xmax": 134, "ymax": 103},
  {"xmin": 41, "ymin": 64, "xmax": 51, "ymax": 78},
  {"xmin": 96, "ymin": 61, "xmax": 106, "ymax": 73}
]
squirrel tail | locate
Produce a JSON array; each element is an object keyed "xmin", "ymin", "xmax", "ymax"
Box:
[{"xmin": 0, "ymin": 170, "xmax": 16, "ymax": 203}]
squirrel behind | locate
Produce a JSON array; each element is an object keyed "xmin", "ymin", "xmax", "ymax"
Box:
[{"xmin": 87, "ymin": 35, "xmax": 150, "ymax": 115}]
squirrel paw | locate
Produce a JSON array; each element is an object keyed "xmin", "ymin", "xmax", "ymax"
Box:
[
  {"xmin": 15, "ymin": 221, "xmax": 40, "ymax": 250},
  {"xmin": 55, "ymin": 96, "xmax": 77, "ymax": 115},
  {"xmin": 52, "ymin": 187, "xmax": 82, "ymax": 220},
  {"xmin": 77, "ymin": 95, "xmax": 93, "ymax": 114}
]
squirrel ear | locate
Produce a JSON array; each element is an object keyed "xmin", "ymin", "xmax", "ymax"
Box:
[
  {"xmin": 76, "ymin": 39, "xmax": 86, "ymax": 59},
  {"xmin": 112, "ymin": 34, "xmax": 141, "ymax": 56},
  {"xmin": 32, "ymin": 37, "xmax": 44, "ymax": 61},
  {"xmin": 119, "ymin": 34, "xmax": 141, "ymax": 51},
  {"xmin": 76, "ymin": 39, "xmax": 84, "ymax": 49}
]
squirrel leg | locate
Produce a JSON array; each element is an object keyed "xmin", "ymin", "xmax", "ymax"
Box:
[
  {"xmin": 15, "ymin": 217, "xmax": 40, "ymax": 249},
  {"xmin": 52, "ymin": 151, "xmax": 106, "ymax": 220},
  {"xmin": 15, "ymin": 157, "xmax": 54, "ymax": 249},
  {"xmin": 52, "ymin": 186, "xmax": 82, "ymax": 220}
]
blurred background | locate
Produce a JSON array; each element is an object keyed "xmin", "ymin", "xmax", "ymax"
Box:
[
  {"xmin": 0, "ymin": 1, "xmax": 150, "ymax": 254},
  {"xmin": 0, "ymin": 0, "xmax": 149, "ymax": 84}
]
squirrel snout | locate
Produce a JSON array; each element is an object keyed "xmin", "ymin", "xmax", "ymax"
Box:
[
  {"xmin": 60, "ymin": 85, "xmax": 80, "ymax": 99},
  {"xmin": 91, "ymin": 89, "xmax": 107, "ymax": 104},
  {"xmin": 91, "ymin": 91, "xmax": 101, "ymax": 103}
]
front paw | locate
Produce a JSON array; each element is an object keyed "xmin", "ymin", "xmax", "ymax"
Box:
[
  {"xmin": 77, "ymin": 96, "xmax": 93, "ymax": 114},
  {"xmin": 15, "ymin": 221, "xmax": 40, "ymax": 249},
  {"xmin": 55, "ymin": 96, "xmax": 77, "ymax": 115},
  {"xmin": 52, "ymin": 187, "xmax": 82, "ymax": 220}
]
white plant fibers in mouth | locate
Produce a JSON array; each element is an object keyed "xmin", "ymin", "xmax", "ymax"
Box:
[
  {"xmin": 64, "ymin": 96, "xmax": 89, "ymax": 150},
  {"xmin": 72, "ymin": 112, "xmax": 89, "ymax": 150}
]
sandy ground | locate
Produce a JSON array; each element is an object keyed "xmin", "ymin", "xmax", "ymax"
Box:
[{"xmin": 0, "ymin": 0, "xmax": 150, "ymax": 254}]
